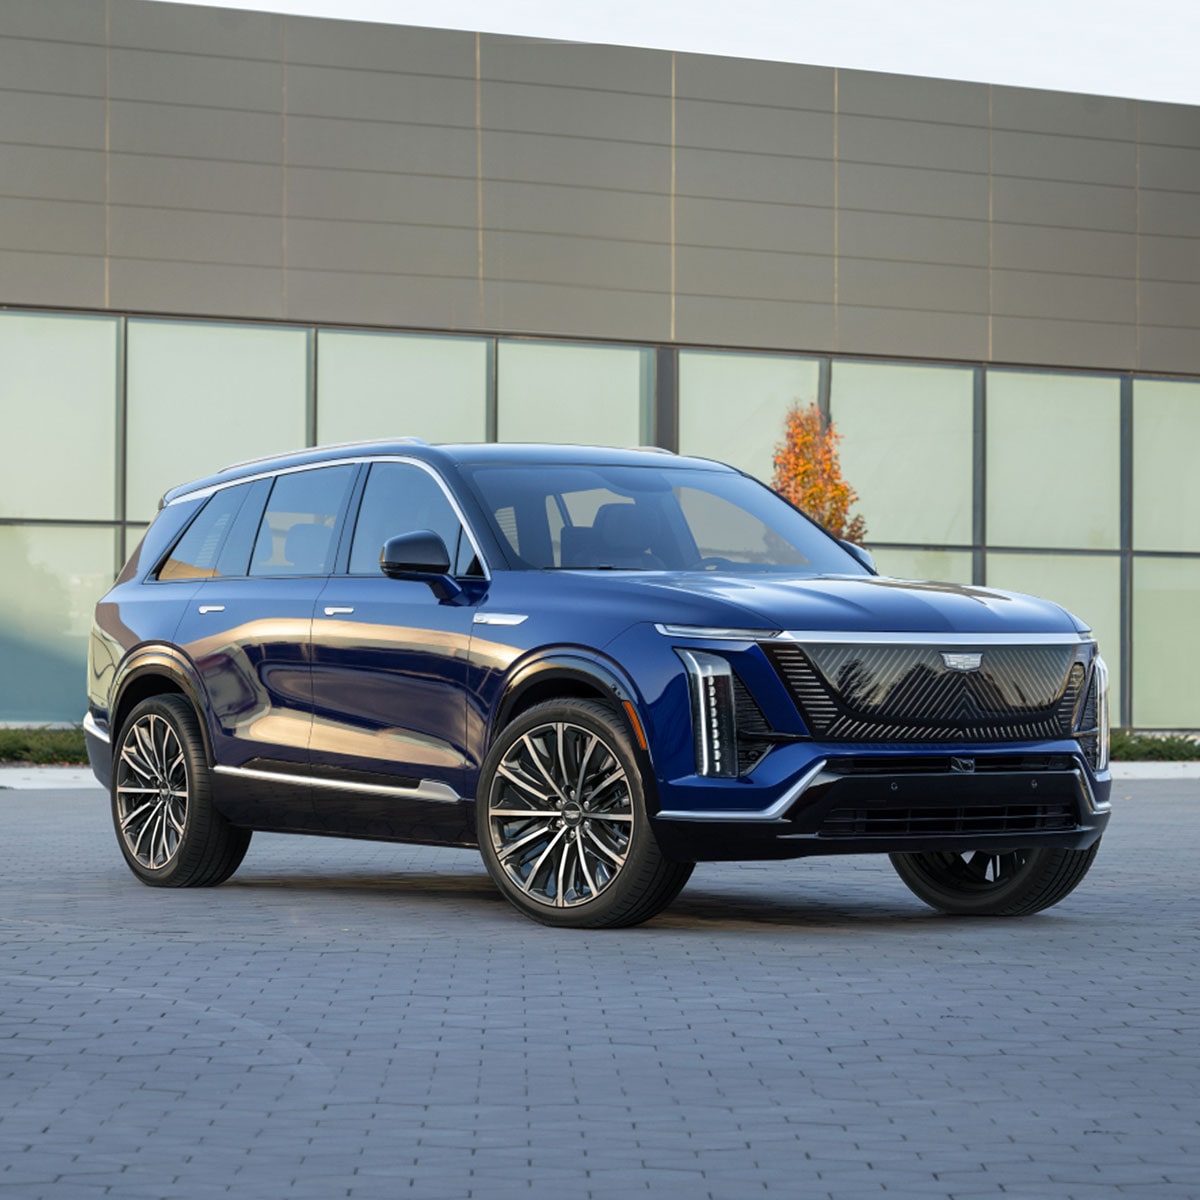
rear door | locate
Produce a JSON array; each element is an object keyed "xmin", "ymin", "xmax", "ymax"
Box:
[{"xmin": 173, "ymin": 464, "xmax": 359, "ymax": 828}]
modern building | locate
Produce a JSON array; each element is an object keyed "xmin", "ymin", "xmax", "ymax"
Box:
[{"xmin": 2, "ymin": 0, "xmax": 1198, "ymax": 728}]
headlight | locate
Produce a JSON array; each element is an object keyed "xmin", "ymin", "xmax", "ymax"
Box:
[
  {"xmin": 676, "ymin": 649, "xmax": 739, "ymax": 778},
  {"xmin": 1074, "ymin": 654, "xmax": 1110, "ymax": 772}
]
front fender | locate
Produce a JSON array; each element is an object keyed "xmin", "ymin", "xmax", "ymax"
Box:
[{"xmin": 492, "ymin": 649, "xmax": 643, "ymax": 737}]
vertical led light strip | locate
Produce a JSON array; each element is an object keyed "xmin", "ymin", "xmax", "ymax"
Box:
[{"xmin": 677, "ymin": 649, "xmax": 738, "ymax": 778}]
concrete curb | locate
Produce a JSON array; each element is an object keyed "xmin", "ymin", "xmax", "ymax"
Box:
[
  {"xmin": 2, "ymin": 762, "xmax": 1199, "ymax": 790},
  {"xmin": 0, "ymin": 767, "xmax": 101, "ymax": 790},
  {"xmin": 1109, "ymin": 761, "xmax": 1200, "ymax": 781}
]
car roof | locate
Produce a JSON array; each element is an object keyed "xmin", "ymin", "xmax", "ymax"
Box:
[{"xmin": 159, "ymin": 440, "xmax": 736, "ymax": 506}]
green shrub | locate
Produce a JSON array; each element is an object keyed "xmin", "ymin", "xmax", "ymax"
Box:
[
  {"xmin": 0, "ymin": 726, "xmax": 89, "ymax": 765},
  {"xmin": 1109, "ymin": 729, "xmax": 1200, "ymax": 761}
]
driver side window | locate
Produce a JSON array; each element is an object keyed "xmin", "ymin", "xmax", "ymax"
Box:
[{"xmin": 348, "ymin": 462, "xmax": 480, "ymax": 576}]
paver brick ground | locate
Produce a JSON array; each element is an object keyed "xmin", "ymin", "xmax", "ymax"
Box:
[{"xmin": 1, "ymin": 782, "xmax": 1197, "ymax": 1198}]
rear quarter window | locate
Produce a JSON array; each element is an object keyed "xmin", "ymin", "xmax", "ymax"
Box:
[{"xmin": 157, "ymin": 484, "xmax": 252, "ymax": 581}]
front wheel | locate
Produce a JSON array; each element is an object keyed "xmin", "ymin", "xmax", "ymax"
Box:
[
  {"xmin": 477, "ymin": 699, "xmax": 692, "ymax": 928},
  {"xmin": 890, "ymin": 842, "xmax": 1101, "ymax": 916}
]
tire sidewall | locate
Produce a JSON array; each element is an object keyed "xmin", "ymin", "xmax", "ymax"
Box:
[
  {"xmin": 476, "ymin": 699, "xmax": 657, "ymax": 927},
  {"xmin": 890, "ymin": 845, "xmax": 1097, "ymax": 916},
  {"xmin": 112, "ymin": 695, "xmax": 206, "ymax": 887}
]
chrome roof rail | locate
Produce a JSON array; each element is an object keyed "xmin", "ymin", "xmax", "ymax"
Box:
[{"xmin": 218, "ymin": 437, "xmax": 429, "ymax": 473}]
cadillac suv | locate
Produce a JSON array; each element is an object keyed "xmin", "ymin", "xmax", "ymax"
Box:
[{"xmin": 85, "ymin": 440, "xmax": 1110, "ymax": 927}]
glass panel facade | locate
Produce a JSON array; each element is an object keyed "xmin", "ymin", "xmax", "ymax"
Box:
[
  {"xmin": 125, "ymin": 321, "xmax": 309, "ymax": 523},
  {"xmin": 0, "ymin": 312, "xmax": 119, "ymax": 521},
  {"xmin": 986, "ymin": 552, "xmax": 1122, "ymax": 714},
  {"xmin": 1132, "ymin": 557, "xmax": 1200, "ymax": 729},
  {"xmin": 1133, "ymin": 379, "xmax": 1200, "ymax": 553},
  {"xmin": 497, "ymin": 341, "xmax": 653, "ymax": 447},
  {"xmin": 317, "ymin": 330, "xmax": 489, "ymax": 446},
  {"xmin": 830, "ymin": 361, "xmax": 974, "ymax": 545},
  {"xmin": 678, "ymin": 351, "xmax": 820, "ymax": 484},
  {"xmin": 986, "ymin": 371, "xmax": 1120, "ymax": 550},
  {"xmin": 0, "ymin": 525, "xmax": 117, "ymax": 722},
  {"xmin": 1, "ymin": 304, "xmax": 1199, "ymax": 729},
  {"xmin": 870, "ymin": 547, "xmax": 974, "ymax": 585}
]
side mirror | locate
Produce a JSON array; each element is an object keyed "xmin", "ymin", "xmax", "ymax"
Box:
[
  {"xmin": 380, "ymin": 530, "xmax": 462, "ymax": 600},
  {"xmin": 839, "ymin": 539, "xmax": 877, "ymax": 574}
]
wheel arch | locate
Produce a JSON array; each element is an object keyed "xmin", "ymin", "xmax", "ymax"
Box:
[
  {"xmin": 492, "ymin": 653, "xmax": 652, "ymax": 768},
  {"xmin": 111, "ymin": 647, "xmax": 214, "ymax": 768}
]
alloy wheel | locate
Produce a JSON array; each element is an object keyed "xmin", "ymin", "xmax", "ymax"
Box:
[
  {"xmin": 115, "ymin": 713, "xmax": 189, "ymax": 871},
  {"xmin": 487, "ymin": 721, "xmax": 634, "ymax": 908}
]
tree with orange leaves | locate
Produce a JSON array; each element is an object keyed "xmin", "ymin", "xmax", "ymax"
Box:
[{"xmin": 772, "ymin": 403, "xmax": 867, "ymax": 543}]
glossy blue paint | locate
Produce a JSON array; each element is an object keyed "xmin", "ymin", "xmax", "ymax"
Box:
[{"xmin": 90, "ymin": 440, "xmax": 1111, "ymax": 861}]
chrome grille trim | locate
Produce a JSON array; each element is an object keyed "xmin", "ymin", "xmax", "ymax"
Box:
[{"xmin": 767, "ymin": 639, "xmax": 1089, "ymax": 744}]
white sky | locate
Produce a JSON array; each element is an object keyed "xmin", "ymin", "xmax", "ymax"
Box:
[{"xmin": 148, "ymin": 0, "xmax": 1200, "ymax": 106}]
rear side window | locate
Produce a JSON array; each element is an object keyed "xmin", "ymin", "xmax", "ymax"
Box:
[
  {"xmin": 157, "ymin": 483, "xmax": 252, "ymax": 581},
  {"xmin": 250, "ymin": 466, "xmax": 356, "ymax": 577},
  {"xmin": 348, "ymin": 462, "xmax": 479, "ymax": 576}
]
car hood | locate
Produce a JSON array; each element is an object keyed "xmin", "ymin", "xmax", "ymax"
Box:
[{"xmin": 565, "ymin": 571, "xmax": 1086, "ymax": 638}]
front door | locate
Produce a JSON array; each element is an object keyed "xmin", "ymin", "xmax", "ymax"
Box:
[{"xmin": 307, "ymin": 460, "xmax": 484, "ymax": 843}]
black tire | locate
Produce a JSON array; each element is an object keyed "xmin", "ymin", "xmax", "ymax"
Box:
[
  {"xmin": 889, "ymin": 841, "xmax": 1101, "ymax": 916},
  {"xmin": 477, "ymin": 699, "xmax": 693, "ymax": 928},
  {"xmin": 111, "ymin": 694, "xmax": 251, "ymax": 888}
]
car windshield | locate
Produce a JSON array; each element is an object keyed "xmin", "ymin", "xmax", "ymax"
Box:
[{"xmin": 461, "ymin": 463, "xmax": 867, "ymax": 575}]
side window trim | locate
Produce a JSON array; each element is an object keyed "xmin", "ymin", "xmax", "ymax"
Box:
[
  {"xmin": 152, "ymin": 484, "xmax": 249, "ymax": 583},
  {"xmin": 162, "ymin": 455, "xmax": 491, "ymax": 580},
  {"xmin": 339, "ymin": 459, "xmax": 490, "ymax": 580},
  {"xmin": 330, "ymin": 463, "xmax": 370, "ymax": 576},
  {"xmin": 247, "ymin": 464, "xmax": 361, "ymax": 579},
  {"xmin": 213, "ymin": 477, "xmax": 272, "ymax": 579}
]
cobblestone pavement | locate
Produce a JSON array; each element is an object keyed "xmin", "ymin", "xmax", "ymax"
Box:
[{"xmin": 1, "ymin": 782, "xmax": 1197, "ymax": 1199}]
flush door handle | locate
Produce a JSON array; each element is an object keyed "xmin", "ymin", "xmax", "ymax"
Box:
[
  {"xmin": 324, "ymin": 606, "xmax": 355, "ymax": 616},
  {"xmin": 198, "ymin": 605, "xmax": 225, "ymax": 614}
]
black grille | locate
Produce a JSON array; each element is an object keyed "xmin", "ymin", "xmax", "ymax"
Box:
[
  {"xmin": 731, "ymin": 675, "xmax": 772, "ymax": 775},
  {"xmin": 766, "ymin": 641, "xmax": 1085, "ymax": 743},
  {"xmin": 819, "ymin": 802, "xmax": 1077, "ymax": 838}
]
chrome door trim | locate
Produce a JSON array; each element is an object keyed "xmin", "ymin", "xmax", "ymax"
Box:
[{"xmin": 213, "ymin": 764, "xmax": 462, "ymax": 803}]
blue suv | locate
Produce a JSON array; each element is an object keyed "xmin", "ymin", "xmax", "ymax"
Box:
[{"xmin": 85, "ymin": 440, "xmax": 1110, "ymax": 927}]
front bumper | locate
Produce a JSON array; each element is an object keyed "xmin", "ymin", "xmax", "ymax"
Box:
[
  {"xmin": 650, "ymin": 747, "xmax": 1111, "ymax": 862},
  {"xmin": 83, "ymin": 711, "xmax": 112, "ymax": 790}
]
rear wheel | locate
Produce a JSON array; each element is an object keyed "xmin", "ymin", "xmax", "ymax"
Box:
[
  {"xmin": 889, "ymin": 842, "xmax": 1101, "ymax": 916},
  {"xmin": 477, "ymin": 699, "xmax": 692, "ymax": 928},
  {"xmin": 112, "ymin": 694, "xmax": 251, "ymax": 888}
]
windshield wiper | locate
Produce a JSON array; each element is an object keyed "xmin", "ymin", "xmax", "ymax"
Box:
[{"xmin": 542, "ymin": 565, "xmax": 653, "ymax": 572}]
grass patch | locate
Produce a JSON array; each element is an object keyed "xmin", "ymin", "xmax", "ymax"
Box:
[
  {"xmin": 1110, "ymin": 729, "xmax": 1200, "ymax": 761},
  {"xmin": 0, "ymin": 726, "xmax": 89, "ymax": 765}
]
